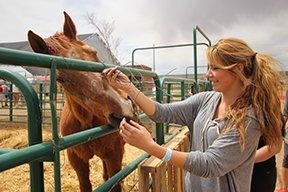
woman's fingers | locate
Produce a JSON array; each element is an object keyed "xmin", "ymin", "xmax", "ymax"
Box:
[
  {"xmin": 109, "ymin": 67, "xmax": 119, "ymax": 77},
  {"xmin": 123, "ymin": 121, "xmax": 138, "ymax": 133},
  {"xmin": 104, "ymin": 67, "xmax": 125, "ymax": 84},
  {"xmin": 129, "ymin": 120, "xmax": 144, "ymax": 130},
  {"xmin": 120, "ymin": 118, "xmax": 130, "ymax": 136},
  {"xmin": 102, "ymin": 67, "xmax": 113, "ymax": 75},
  {"xmin": 120, "ymin": 118, "xmax": 139, "ymax": 136},
  {"xmin": 119, "ymin": 128, "xmax": 129, "ymax": 142},
  {"xmin": 120, "ymin": 117, "xmax": 126, "ymax": 127},
  {"xmin": 103, "ymin": 66, "xmax": 118, "ymax": 77},
  {"xmin": 112, "ymin": 70, "xmax": 121, "ymax": 79},
  {"xmin": 103, "ymin": 67, "xmax": 132, "ymax": 92},
  {"xmin": 120, "ymin": 118, "xmax": 134, "ymax": 143},
  {"xmin": 119, "ymin": 118, "xmax": 155, "ymax": 151},
  {"xmin": 120, "ymin": 118, "xmax": 145, "ymax": 132}
]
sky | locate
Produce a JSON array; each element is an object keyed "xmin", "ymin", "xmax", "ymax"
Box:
[{"xmin": 0, "ymin": 0, "xmax": 287, "ymax": 75}]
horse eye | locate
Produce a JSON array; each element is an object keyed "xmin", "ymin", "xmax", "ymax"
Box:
[{"xmin": 71, "ymin": 52, "xmax": 77, "ymax": 57}]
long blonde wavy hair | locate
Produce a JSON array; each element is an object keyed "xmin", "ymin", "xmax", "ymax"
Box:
[{"xmin": 206, "ymin": 38, "xmax": 283, "ymax": 150}]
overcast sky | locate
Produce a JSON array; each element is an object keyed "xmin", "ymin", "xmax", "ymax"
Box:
[{"xmin": 0, "ymin": 0, "xmax": 287, "ymax": 75}]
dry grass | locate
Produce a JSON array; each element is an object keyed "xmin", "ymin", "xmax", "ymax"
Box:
[{"xmin": 0, "ymin": 122, "xmax": 146, "ymax": 192}]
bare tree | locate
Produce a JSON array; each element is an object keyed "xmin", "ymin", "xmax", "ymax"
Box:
[{"xmin": 86, "ymin": 12, "xmax": 122, "ymax": 64}]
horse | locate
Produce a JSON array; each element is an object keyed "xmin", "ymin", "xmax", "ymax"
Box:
[
  {"xmin": 28, "ymin": 11, "xmax": 137, "ymax": 192},
  {"xmin": 0, "ymin": 84, "xmax": 7, "ymax": 107}
]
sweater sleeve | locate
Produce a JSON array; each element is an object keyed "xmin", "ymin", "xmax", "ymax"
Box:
[
  {"xmin": 149, "ymin": 91, "xmax": 215, "ymax": 126},
  {"xmin": 184, "ymin": 117, "xmax": 260, "ymax": 177}
]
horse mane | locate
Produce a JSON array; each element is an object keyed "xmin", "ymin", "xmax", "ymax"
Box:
[{"xmin": 45, "ymin": 32, "xmax": 93, "ymax": 59}]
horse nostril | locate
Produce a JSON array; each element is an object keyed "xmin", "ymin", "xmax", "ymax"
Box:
[{"xmin": 108, "ymin": 113, "xmax": 123, "ymax": 128}]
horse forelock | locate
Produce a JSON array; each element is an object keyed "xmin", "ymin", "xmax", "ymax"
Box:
[
  {"xmin": 44, "ymin": 33, "xmax": 83, "ymax": 55},
  {"xmin": 45, "ymin": 33, "xmax": 100, "ymax": 62}
]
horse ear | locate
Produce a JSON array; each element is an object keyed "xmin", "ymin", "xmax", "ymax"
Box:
[
  {"xmin": 63, "ymin": 11, "xmax": 77, "ymax": 40},
  {"xmin": 27, "ymin": 30, "xmax": 49, "ymax": 54}
]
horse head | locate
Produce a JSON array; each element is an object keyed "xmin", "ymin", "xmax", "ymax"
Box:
[{"xmin": 28, "ymin": 11, "xmax": 137, "ymax": 128}]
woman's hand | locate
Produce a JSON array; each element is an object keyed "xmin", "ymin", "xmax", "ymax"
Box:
[
  {"xmin": 102, "ymin": 66, "xmax": 132, "ymax": 92},
  {"xmin": 120, "ymin": 118, "xmax": 155, "ymax": 151}
]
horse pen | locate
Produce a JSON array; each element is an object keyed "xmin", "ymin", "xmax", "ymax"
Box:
[{"xmin": 0, "ymin": 43, "xmax": 201, "ymax": 191}]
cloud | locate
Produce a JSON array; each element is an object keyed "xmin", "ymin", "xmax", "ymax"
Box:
[
  {"xmin": 0, "ymin": 0, "xmax": 65, "ymax": 42},
  {"xmin": 117, "ymin": 0, "xmax": 288, "ymax": 73},
  {"xmin": 0, "ymin": 0, "xmax": 287, "ymax": 74}
]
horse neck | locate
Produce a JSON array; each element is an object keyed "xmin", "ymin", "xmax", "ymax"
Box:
[{"xmin": 64, "ymin": 94, "xmax": 107, "ymax": 128}]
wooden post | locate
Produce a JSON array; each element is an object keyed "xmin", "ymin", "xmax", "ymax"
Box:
[
  {"xmin": 138, "ymin": 161, "xmax": 150, "ymax": 192},
  {"xmin": 138, "ymin": 128, "xmax": 190, "ymax": 192}
]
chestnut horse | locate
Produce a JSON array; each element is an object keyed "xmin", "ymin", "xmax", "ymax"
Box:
[{"xmin": 28, "ymin": 12, "xmax": 137, "ymax": 192}]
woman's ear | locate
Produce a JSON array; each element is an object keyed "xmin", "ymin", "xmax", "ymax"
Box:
[{"xmin": 236, "ymin": 63, "xmax": 245, "ymax": 72}]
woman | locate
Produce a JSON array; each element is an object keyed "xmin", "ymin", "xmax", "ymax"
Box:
[{"xmin": 103, "ymin": 38, "xmax": 283, "ymax": 192}]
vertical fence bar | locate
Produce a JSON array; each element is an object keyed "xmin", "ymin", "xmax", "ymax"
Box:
[
  {"xmin": 180, "ymin": 82, "xmax": 185, "ymax": 101},
  {"xmin": 39, "ymin": 83, "xmax": 43, "ymax": 111},
  {"xmin": 154, "ymin": 76, "xmax": 164, "ymax": 144},
  {"xmin": 193, "ymin": 26, "xmax": 212, "ymax": 90},
  {"xmin": 166, "ymin": 83, "xmax": 171, "ymax": 104},
  {"xmin": 165, "ymin": 83, "xmax": 172, "ymax": 134},
  {"xmin": 193, "ymin": 28, "xmax": 198, "ymax": 84},
  {"xmin": 50, "ymin": 61, "xmax": 61, "ymax": 192}
]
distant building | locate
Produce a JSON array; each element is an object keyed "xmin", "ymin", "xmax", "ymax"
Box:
[
  {"xmin": 0, "ymin": 65, "xmax": 33, "ymax": 84},
  {"xmin": 0, "ymin": 33, "xmax": 120, "ymax": 77},
  {"xmin": 125, "ymin": 64, "xmax": 155, "ymax": 91}
]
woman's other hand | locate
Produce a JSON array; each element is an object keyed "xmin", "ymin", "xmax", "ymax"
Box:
[{"xmin": 120, "ymin": 118, "xmax": 155, "ymax": 151}]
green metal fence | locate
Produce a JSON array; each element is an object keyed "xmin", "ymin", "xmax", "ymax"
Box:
[
  {"xmin": 0, "ymin": 46, "xmax": 198, "ymax": 191},
  {"xmin": 0, "ymin": 26, "xmax": 212, "ymax": 192},
  {"xmin": 0, "ymin": 82, "xmax": 64, "ymax": 124}
]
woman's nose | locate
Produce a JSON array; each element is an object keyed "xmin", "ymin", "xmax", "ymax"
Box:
[{"xmin": 206, "ymin": 69, "xmax": 212, "ymax": 78}]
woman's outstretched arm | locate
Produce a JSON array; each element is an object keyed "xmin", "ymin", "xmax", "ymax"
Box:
[{"xmin": 103, "ymin": 66, "xmax": 156, "ymax": 116}]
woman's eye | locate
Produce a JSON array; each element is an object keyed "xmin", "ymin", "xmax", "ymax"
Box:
[{"xmin": 209, "ymin": 66, "xmax": 219, "ymax": 71}]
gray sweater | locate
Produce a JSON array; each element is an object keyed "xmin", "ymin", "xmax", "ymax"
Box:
[{"xmin": 150, "ymin": 91, "xmax": 260, "ymax": 192}]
